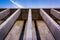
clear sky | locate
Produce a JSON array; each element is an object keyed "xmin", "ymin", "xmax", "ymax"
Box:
[{"xmin": 0, "ymin": 0, "xmax": 60, "ymax": 8}]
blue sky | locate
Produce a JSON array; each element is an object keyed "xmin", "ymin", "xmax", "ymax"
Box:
[{"xmin": 0, "ymin": 0, "xmax": 60, "ymax": 8}]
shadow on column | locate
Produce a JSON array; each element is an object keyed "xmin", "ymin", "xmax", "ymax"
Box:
[
  {"xmin": 19, "ymin": 20, "xmax": 26, "ymax": 40},
  {"xmin": 34, "ymin": 20, "xmax": 41, "ymax": 40}
]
